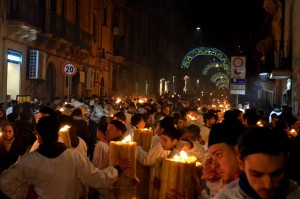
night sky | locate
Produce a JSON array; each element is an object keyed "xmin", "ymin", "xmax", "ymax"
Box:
[
  {"xmin": 177, "ymin": 0, "xmax": 266, "ymax": 102},
  {"xmin": 183, "ymin": 0, "xmax": 266, "ymax": 54}
]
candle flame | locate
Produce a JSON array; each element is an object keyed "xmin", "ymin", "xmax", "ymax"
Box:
[
  {"xmin": 174, "ymin": 155, "xmax": 179, "ymax": 161},
  {"xmin": 116, "ymin": 97, "xmax": 121, "ymax": 104},
  {"xmin": 60, "ymin": 107, "xmax": 65, "ymax": 112},
  {"xmin": 256, "ymin": 120, "xmax": 263, "ymax": 127},
  {"xmin": 122, "ymin": 135, "xmax": 132, "ymax": 143},
  {"xmin": 290, "ymin": 129, "xmax": 297, "ymax": 137},
  {"xmin": 180, "ymin": 151, "xmax": 187, "ymax": 161},
  {"xmin": 187, "ymin": 114, "xmax": 196, "ymax": 121},
  {"xmin": 60, "ymin": 125, "xmax": 71, "ymax": 131}
]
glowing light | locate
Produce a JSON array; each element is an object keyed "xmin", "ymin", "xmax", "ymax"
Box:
[
  {"xmin": 116, "ymin": 97, "xmax": 121, "ymax": 104},
  {"xmin": 60, "ymin": 125, "xmax": 71, "ymax": 131},
  {"xmin": 181, "ymin": 47, "xmax": 231, "ymax": 74},
  {"xmin": 122, "ymin": 135, "xmax": 132, "ymax": 143},
  {"xmin": 202, "ymin": 62, "xmax": 229, "ymax": 75}
]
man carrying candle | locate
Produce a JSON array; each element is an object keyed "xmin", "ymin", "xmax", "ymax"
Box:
[
  {"xmin": 137, "ymin": 122, "xmax": 183, "ymax": 199},
  {"xmin": 214, "ymin": 127, "xmax": 300, "ymax": 199},
  {"xmin": 0, "ymin": 116, "xmax": 131, "ymax": 199},
  {"xmin": 201, "ymin": 121, "xmax": 246, "ymax": 198}
]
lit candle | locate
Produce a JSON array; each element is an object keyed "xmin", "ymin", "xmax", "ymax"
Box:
[
  {"xmin": 256, "ymin": 120, "xmax": 264, "ymax": 127},
  {"xmin": 58, "ymin": 125, "xmax": 72, "ymax": 148},
  {"xmin": 152, "ymin": 151, "xmax": 197, "ymax": 199},
  {"xmin": 289, "ymin": 129, "xmax": 298, "ymax": 138},
  {"xmin": 134, "ymin": 128, "xmax": 153, "ymax": 152},
  {"xmin": 109, "ymin": 135, "xmax": 137, "ymax": 179}
]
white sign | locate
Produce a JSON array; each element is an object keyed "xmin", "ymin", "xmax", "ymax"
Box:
[
  {"xmin": 62, "ymin": 62, "xmax": 77, "ymax": 77},
  {"xmin": 230, "ymin": 84, "xmax": 246, "ymax": 90},
  {"xmin": 230, "ymin": 56, "xmax": 246, "ymax": 79},
  {"xmin": 230, "ymin": 90, "xmax": 246, "ymax": 95}
]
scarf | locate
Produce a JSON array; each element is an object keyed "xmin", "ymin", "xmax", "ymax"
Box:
[
  {"xmin": 37, "ymin": 142, "xmax": 67, "ymax": 158},
  {"xmin": 239, "ymin": 172, "xmax": 290, "ymax": 199}
]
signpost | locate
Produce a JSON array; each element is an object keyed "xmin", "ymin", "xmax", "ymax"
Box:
[
  {"xmin": 230, "ymin": 56, "xmax": 246, "ymax": 108},
  {"xmin": 62, "ymin": 62, "xmax": 77, "ymax": 102}
]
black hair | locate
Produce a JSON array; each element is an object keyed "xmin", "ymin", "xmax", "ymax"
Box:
[
  {"xmin": 131, "ymin": 113, "xmax": 144, "ymax": 127},
  {"xmin": 110, "ymin": 120, "xmax": 127, "ymax": 134},
  {"xmin": 238, "ymin": 127, "xmax": 289, "ymax": 158},
  {"xmin": 36, "ymin": 116, "xmax": 60, "ymax": 143},
  {"xmin": 208, "ymin": 121, "xmax": 246, "ymax": 147},
  {"xmin": 71, "ymin": 108, "xmax": 82, "ymax": 117},
  {"xmin": 160, "ymin": 116, "xmax": 175, "ymax": 130},
  {"xmin": 203, "ymin": 112, "xmax": 215, "ymax": 122},
  {"xmin": 162, "ymin": 125, "xmax": 183, "ymax": 141},
  {"xmin": 39, "ymin": 106, "xmax": 57, "ymax": 119},
  {"xmin": 97, "ymin": 122, "xmax": 108, "ymax": 135},
  {"xmin": 187, "ymin": 124, "xmax": 201, "ymax": 138},
  {"xmin": 113, "ymin": 112, "xmax": 126, "ymax": 123}
]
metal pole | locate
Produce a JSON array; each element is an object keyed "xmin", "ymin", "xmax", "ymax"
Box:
[
  {"xmin": 236, "ymin": 94, "xmax": 239, "ymax": 109},
  {"xmin": 68, "ymin": 76, "xmax": 70, "ymax": 102}
]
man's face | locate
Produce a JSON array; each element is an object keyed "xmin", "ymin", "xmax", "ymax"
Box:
[
  {"xmin": 162, "ymin": 107, "xmax": 170, "ymax": 116},
  {"xmin": 208, "ymin": 143, "xmax": 239, "ymax": 183},
  {"xmin": 239, "ymin": 153, "xmax": 287, "ymax": 199},
  {"xmin": 106, "ymin": 104, "xmax": 112, "ymax": 110},
  {"xmin": 161, "ymin": 134, "xmax": 177, "ymax": 150},
  {"xmin": 2, "ymin": 125, "xmax": 14, "ymax": 140},
  {"xmin": 128, "ymin": 106, "xmax": 135, "ymax": 113},
  {"xmin": 177, "ymin": 119, "xmax": 186, "ymax": 129},
  {"xmin": 106, "ymin": 124, "xmax": 122, "ymax": 141},
  {"xmin": 216, "ymin": 111, "xmax": 222, "ymax": 118},
  {"xmin": 206, "ymin": 117, "xmax": 216, "ymax": 127}
]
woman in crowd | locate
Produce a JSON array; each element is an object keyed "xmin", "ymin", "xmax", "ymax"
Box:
[{"xmin": 0, "ymin": 122, "xmax": 27, "ymax": 174}]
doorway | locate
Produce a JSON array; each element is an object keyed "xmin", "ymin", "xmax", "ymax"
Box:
[{"xmin": 7, "ymin": 50, "xmax": 22, "ymax": 101}]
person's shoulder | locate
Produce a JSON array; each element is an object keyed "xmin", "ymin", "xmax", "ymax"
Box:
[
  {"xmin": 287, "ymin": 180, "xmax": 300, "ymax": 198},
  {"xmin": 213, "ymin": 180, "xmax": 241, "ymax": 199}
]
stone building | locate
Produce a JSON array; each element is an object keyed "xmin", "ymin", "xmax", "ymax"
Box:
[
  {"xmin": 258, "ymin": 0, "xmax": 300, "ymax": 115},
  {"xmin": 0, "ymin": 0, "xmax": 187, "ymax": 102}
]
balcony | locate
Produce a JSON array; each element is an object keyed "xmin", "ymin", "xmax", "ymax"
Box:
[
  {"xmin": 47, "ymin": 11, "xmax": 92, "ymax": 51},
  {"xmin": 6, "ymin": 0, "xmax": 92, "ymax": 51}
]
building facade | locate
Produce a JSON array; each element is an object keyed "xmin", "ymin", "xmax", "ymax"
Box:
[
  {"xmin": 0, "ymin": 0, "xmax": 187, "ymax": 102},
  {"xmin": 257, "ymin": 0, "xmax": 300, "ymax": 115}
]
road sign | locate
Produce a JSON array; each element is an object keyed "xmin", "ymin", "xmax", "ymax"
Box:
[{"xmin": 62, "ymin": 62, "xmax": 77, "ymax": 77}]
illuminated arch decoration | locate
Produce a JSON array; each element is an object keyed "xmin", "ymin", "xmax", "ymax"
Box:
[
  {"xmin": 202, "ymin": 62, "xmax": 229, "ymax": 75},
  {"xmin": 218, "ymin": 84, "xmax": 229, "ymax": 89},
  {"xmin": 210, "ymin": 73, "xmax": 230, "ymax": 83},
  {"xmin": 216, "ymin": 79, "xmax": 229, "ymax": 87},
  {"xmin": 181, "ymin": 47, "xmax": 230, "ymax": 74}
]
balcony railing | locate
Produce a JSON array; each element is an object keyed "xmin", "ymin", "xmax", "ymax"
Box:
[
  {"xmin": 6, "ymin": 0, "xmax": 44, "ymax": 29},
  {"xmin": 7, "ymin": 0, "xmax": 92, "ymax": 51}
]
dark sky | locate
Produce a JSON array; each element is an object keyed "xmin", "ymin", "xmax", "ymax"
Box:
[
  {"xmin": 183, "ymin": 0, "xmax": 266, "ymax": 54},
  {"xmin": 176, "ymin": 0, "xmax": 266, "ymax": 97}
]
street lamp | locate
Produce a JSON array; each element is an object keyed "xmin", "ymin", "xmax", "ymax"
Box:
[
  {"xmin": 160, "ymin": 78, "xmax": 164, "ymax": 96},
  {"xmin": 165, "ymin": 81, "xmax": 169, "ymax": 93},
  {"xmin": 173, "ymin": 76, "xmax": 175, "ymax": 93},
  {"xmin": 184, "ymin": 75, "xmax": 189, "ymax": 93}
]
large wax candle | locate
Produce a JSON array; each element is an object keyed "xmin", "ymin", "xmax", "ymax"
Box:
[
  {"xmin": 152, "ymin": 151, "xmax": 197, "ymax": 199},
  {"xmin": 58, "ymin": 125, "xmax": 72, "ymax": 148},
  {"xmin": 134, "ymin": 128, "xmax": 153, "ymax": 152},
  {"xmin": 109, "ymin": 135, "xmax": 137, "ymax": 178}
]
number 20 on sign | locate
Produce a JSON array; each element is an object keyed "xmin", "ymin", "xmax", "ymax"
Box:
[{"xmin": 62, "ymin": 62, "xmax": 77, "ymax": 77}]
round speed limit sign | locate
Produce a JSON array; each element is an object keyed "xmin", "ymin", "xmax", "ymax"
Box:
[{"xmin": 62, "ymin": 62, "xmax": 77, "ymax": 77}]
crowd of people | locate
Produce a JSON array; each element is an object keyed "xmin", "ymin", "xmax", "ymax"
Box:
[{"xmin": 0, "ymin": 95, "xmax": 300, "ymax": 199}]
